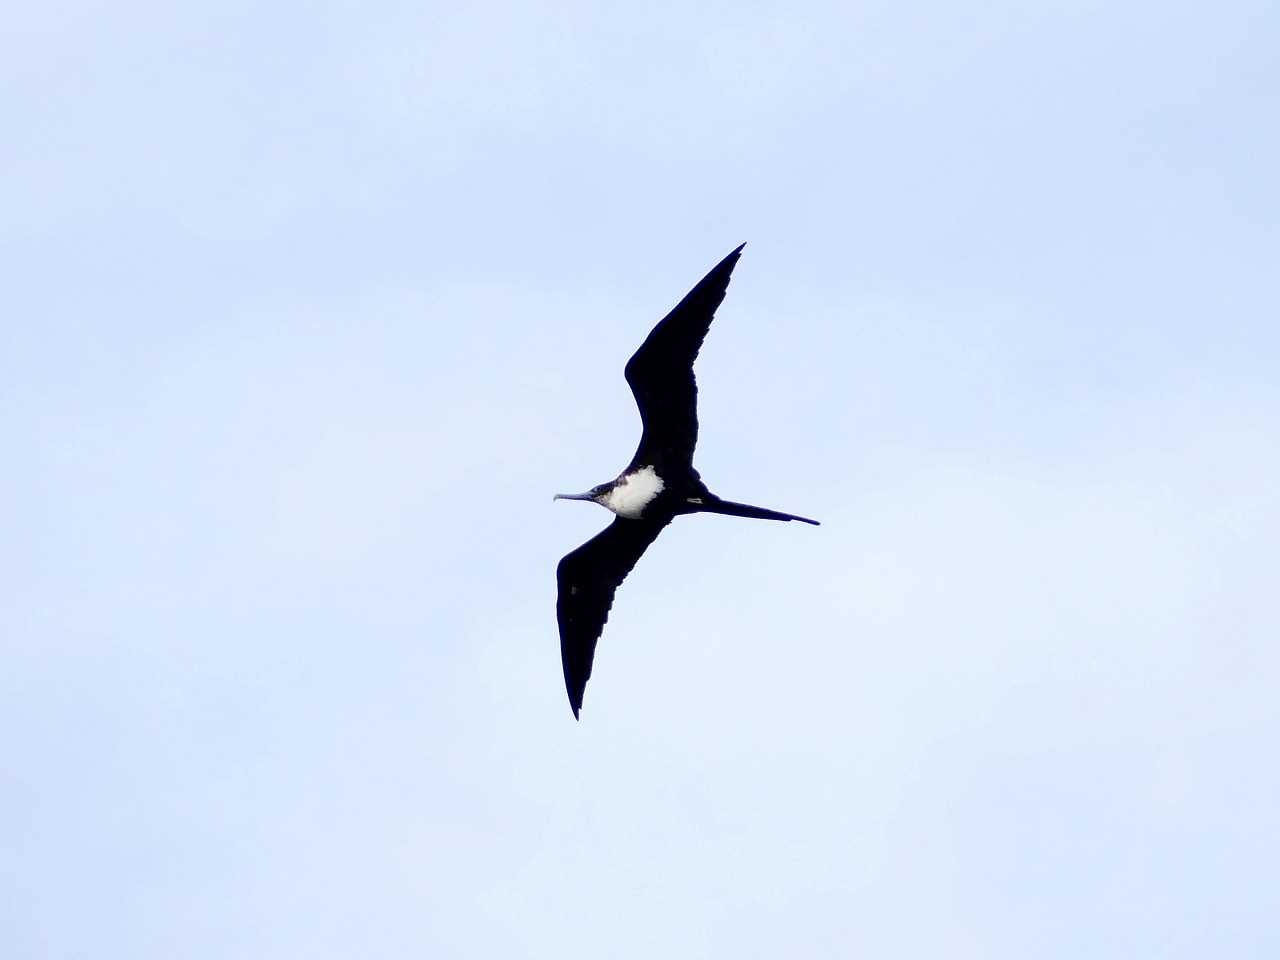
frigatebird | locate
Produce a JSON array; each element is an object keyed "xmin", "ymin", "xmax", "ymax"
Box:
[{"xmin": 554, "ymin": 244, "xmax": 819, "ymax": 718}]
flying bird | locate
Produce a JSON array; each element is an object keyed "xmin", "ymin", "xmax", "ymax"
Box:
[{"xmin": 554, "ymin": 244, "xmax": 819, "ymax": 718}]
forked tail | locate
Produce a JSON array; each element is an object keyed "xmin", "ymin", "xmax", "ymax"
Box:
[{"xmin": 696, "ymin": 497, "xmax": 820, "ymax": 525}]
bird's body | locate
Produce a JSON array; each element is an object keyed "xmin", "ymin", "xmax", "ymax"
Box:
[
  {"xmin": 555, "ymin": 245, "xmax": 818, "ymax": 717},
  {"xmin": 597, "ymin": 465, "xmax": 665, "ymax": 519}
]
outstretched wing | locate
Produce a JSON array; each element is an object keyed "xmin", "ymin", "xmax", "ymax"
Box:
[
  {"xmin": 624, "ymin": 244, "xmax": 744, "ymax": 473},
  {"xmin": 556, "ymin": 516, "xmax": 672, "ymax": 718}
]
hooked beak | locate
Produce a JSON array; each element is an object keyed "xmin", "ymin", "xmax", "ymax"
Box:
[{"xmin": 553, "ymin": 490, "xmax": 596, "ymax": 503}]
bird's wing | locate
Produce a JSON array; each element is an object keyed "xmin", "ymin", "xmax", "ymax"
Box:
[
  {"xmin": 556, "ymin": 515, "xmax": 672, "ymax": 718},
  {"xmin": 624, "ymin": 244, "xmax": 744, "ymax": 473}
]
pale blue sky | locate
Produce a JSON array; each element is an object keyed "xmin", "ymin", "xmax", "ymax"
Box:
[{"xmin": 4, "ymin": 2, "xmax": 1278, "ymax": 957}]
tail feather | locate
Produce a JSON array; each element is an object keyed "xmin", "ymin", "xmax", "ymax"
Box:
[{"xmin": 696, "ymin": 497, "xmax": 820, "ymax": 525}]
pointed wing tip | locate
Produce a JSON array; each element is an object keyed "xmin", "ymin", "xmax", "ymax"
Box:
[
  {"xmin": 718, "ymin": 243, "xmax": 747, "ymax": 277},
  {"xmin": 566, "ymin": 684, "xmax": 584, "ymax": 719},
  {"xmin": 710, "ymin": 244, "xmax": 745, "ymax": 272}
]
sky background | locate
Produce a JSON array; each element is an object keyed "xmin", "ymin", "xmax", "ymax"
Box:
[{"xmin": 4, "ymin": 2, "xmax": 1279, "ymax": 956}]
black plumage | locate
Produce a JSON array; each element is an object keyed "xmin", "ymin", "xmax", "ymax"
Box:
[{"xmin": 555, "ymin": 245, "xmax": 818, "ymax": 718}]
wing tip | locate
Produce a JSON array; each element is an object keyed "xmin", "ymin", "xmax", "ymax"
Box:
[{"xmin": 566, "ymin": 672, "xmax": 585, "ymax": 719}]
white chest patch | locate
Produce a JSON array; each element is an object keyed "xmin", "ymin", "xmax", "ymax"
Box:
[{"xmin": 604, "ymin": 465, "xmax": 665, "ymax": 518}]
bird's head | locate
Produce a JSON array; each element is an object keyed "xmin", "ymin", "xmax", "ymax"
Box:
[{"xmin": 553, "ymin": 482, "xmax": 612, "ymax": 507}]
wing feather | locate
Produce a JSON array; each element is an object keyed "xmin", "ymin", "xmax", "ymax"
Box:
[
  {"xmin": 556, "ymin": 516, "xmax": 672, "ymax": 718},
  {"xmin": 624, "ymin": 244, "xmax": 744, "ymax": 472}
]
